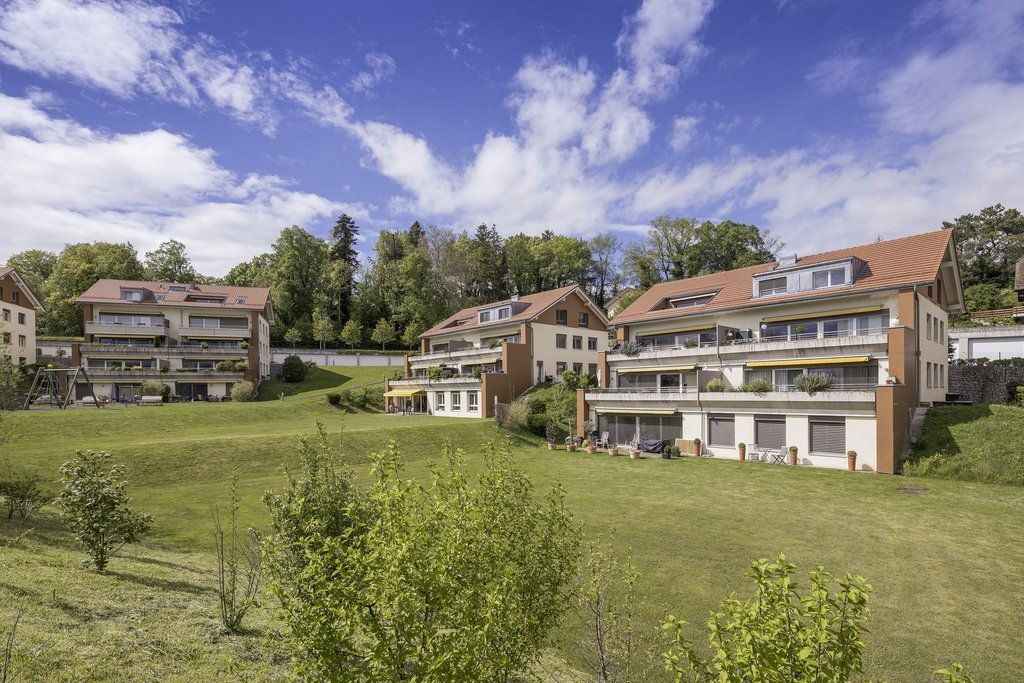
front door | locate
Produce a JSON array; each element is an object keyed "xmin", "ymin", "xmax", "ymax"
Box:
[{"xmin": 181, "ymin": 383, "xmax": 209, "ymax": 400}]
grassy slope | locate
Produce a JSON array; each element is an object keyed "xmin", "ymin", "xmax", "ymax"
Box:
[
  {"xmin": 1, "ymin": 403, "xmax": 1023, "ymax": 680},
  {"xmin": 905, "ymin": 404, "xmax": 1024, "ymax": 486},
  {"xmin": 257, "ymin": 364, "xmax": 388, "ymax": 400}
]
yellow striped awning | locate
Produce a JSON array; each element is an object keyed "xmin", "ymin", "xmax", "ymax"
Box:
[
  {"xmin": 385, "ymin": 387, "xmax": 425, "ymax": 397},
  {"xmin": 746, "ymin": 355, "xmax": 871, "ymax": 368},
  {"xmin": 760, "ymin": 306, "xmax": 883, "ymax": 324},
  {"xmin": 594, "ymin": 408, "xmax": 677, "ymax": 415},
  {"xmin": 617, "ymin": 364, "xmax": 696, "ymax": 374}
]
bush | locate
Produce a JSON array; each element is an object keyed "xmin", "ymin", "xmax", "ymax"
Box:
[
  {"xmin": 545, "ymin": 420, "xmax": 561, "ymax": 444},
  {"xmin": 618, "ymin": 340, "xmax": 643, "ymax": 357},
  {"xmin": 0, "ymin": 469, "xmax": 48, "ymax": 523},
  {"xmin": 498, "ymin": 400, "xmax": 532, "ymax": 432},
  {"xmin": 326, "ymin": 392, "xmax": 342, "ymax": 406},
  {"xmin": 281, "ymin": 354, "xmax": 308, "ymax": 383},
  {"xmin": 795, "ymin": 372, "xmax": 833, "ymax": 395},
  {"xmin": 262, "ymin": 430, "xmax": 580, "ymax": 681},
  {"xmin": 663, "ymin": 554, "xmax": 871, "ymax": 681},
  {"xmin": 215, "ymin": 360, "xmax": 236, "ymax": 372},
  {"xmin": 230, "ymin": 381, "xmax": 256, "ymax": 402},
  {"xmin": 741, "ymin": 378, "xmax": 774, "ymax": 393},
  {"xmin": 140, "ymin": 380, "xmax": 164, "ymax": 397},
  {"xmin": 705, "ymin": 378, "xmax": 726, "ymax": 392},
  {"xmin": 213, "ymin": 475, "xmax": 262, "ymax": 633},
  {"xmin": 352, "ymin": 386, "xmax": 384, "ymax": 410},
  {"xmin": 426, "ymin": 365, "xmax": 444, "ymax": 381},
  {"xmin": 385, "ymin": 368, "xmax": 403, "ymax": 381},
  {"xmin": 57, "ymin": 450, "xmax": 153, "ymax": 571}
]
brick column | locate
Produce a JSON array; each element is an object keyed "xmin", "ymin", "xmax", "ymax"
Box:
[{"xmin": 576, "ymin": 388, "xmax": 589, "ymax": 437}]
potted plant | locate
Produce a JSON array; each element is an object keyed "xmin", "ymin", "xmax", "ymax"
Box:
[
  {"xmin": 567, "ymin": 440, "xmax": 577, "ymax": 453},
  {"xmin": 629, "ymin": 447, "xmax": 641, "ymax": 460},
  {"xmin": 787, "ymin": 445, "xmax": 798, "ymax": 465},
  {"xmin": 692, "ymin": 438, "xmax": 702, "ymax": 457},
  {"xmin": 847, "ymin": 449, "xmax": 857, "ymax": 471},
  {"xmin": 738, "ymin": 442, "xmax": 746, "ymax": 461},
  {"xmin": 545, "ymin": 421, "xmax": 559, "ymax": 451},
  {"xmin": 663, "ymin": 445, "xmax": 681, "ymax": 460},
  {"xmin": 586, "ymin": 442, "xmax": 598, "ymax": 455}
]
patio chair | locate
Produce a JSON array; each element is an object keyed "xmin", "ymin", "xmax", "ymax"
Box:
[{"xmin": 594, "ymin": 431, "xmax": 610, "ymax": 448}]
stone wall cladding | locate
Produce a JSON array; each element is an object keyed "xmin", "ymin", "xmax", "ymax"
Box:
[{"xmin": 949, "ymin": 362, "xmax": 1024, "ymax": 404}]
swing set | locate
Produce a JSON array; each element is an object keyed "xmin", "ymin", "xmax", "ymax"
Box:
[{"xmin": 21, "ymin": 366, "xmax": 102, "ymax": 410}]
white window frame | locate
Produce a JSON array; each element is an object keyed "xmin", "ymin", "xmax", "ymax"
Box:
[
  {"xmin": 467, "ymin": 391, "xmax": 479, "ymax": 411},
  {"xmin": 435, "ymin": 391, "xmax": 445, "ymax": 410},
  {"xmin": 812, "ymin": 267, "xmax": 846, "ymax": 290},
  {"xmin": 450, "ymin": 391, "xmax": 461, "ymax": 411},
  {"xmin": 758, "ymin": 277, "xmax": 787, "ymax": 296}
]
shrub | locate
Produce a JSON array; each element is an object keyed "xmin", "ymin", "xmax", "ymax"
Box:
[
  {"xmin": 426, "ymin": 365, "xmax": 444, "ymax": 381},
  {"xmin": 239, "ymin": 341, "xmax": 249, "ymax": 349},
  {"xmin": 561, "ymin": 369, "xmax": 580, "ymax": 390},
  {"xmin": 230, "ymin": 381, "xmax": 256, "ymax": 402},
  {"xmin": 215, "ymin": 360, "xmax": 236, "ymax": 372},
  {"xmin": 57, "ymin": 450, "xmax": 153, "ymax": 571},
  {"xmin": 262, "ymin": 431, "xmax": 580, "ymax": 681},
  {"xmin": 281, "ymin": 354, "xmax": 308, "ymax": 383},
  {"xmin": 619, "ymin": 340, "xmax": 643, "ymax": 357},
  {"xmin": 352, "ymin": 386, "xmax": 384, "ymax": 410},
  {"xmin": 545, "ymin": 420, "xmax": 560, "ymax": 444},
  {"xmin": 385, "ymin": 368, "xmax": 403, "ymax": 381},
  {"xmin": 741, "ymin": 378, "xmax": 774, "ymax": 393},
  {"xmin": 140, "ymin": 380, "xmax": 164, "ymax": 397},
  {"xmin": 705, "ymin": 378, "xmax": 726, "ymax": 392},
  {"xmin": 326, "ymin": 392, "xmax": 342, "ymax": 407},
  {"xmin": 498, "ymin": 400, "xmax": 532, "ymax": 432},
  {"xmin": 794, "ymin": 372, "xmax": 833, "ymax": 395},
  {"xmin": 683, "ymin": 338, "xmax": 698, "ymax": 349},
  {"xmin": 234, "ymin": 361, "xmax": 247, "ymax": 372},
  {"xmin": 0, "ymin": 468, "xmax": 48, "ymax": 523},
  {"xmin": 213, "ymin": 475, "xmax": 262, "ymax": 633},
  {"xmin": 663, "ymin": 554, "xmax": 871, "ymax": 682}
]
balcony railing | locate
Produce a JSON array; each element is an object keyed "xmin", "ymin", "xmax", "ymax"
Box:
[
  {"xmin": 182, "ymin": 325, "xmax": 251, "ymax": 338},
  {"xmin": 412, "ymin": 345, "xmax": 504, "ymax": 363},
  {"xmin": 86, "ymin": 321, "xmax": 170, "ymax": 336},
  {"xmin": 596, "ymin": 386, "xmax": 698, "ymax": 394},
  {"xmin": 610, "ymin": 326, "xmax": 891, "ymax": 359},
  {"xmin": 728, "ymin": 327, "xmax": 890, "ymax": 345},
  {"xmin": 80, "ymin": 343, "xmax": 247, "ymax": 356}
]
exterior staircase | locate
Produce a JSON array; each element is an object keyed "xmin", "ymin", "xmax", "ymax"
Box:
[{"xmin": 903, "ymin": 406, "xmax": 930, "ymax": 458}]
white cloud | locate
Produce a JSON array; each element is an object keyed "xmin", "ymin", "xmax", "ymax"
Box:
[
  {"xmin": 0, "ymin": 90, "xmax": 365, "ymax": 274},
  {"xmin": 349, "ymin": 51, "xmax": 396, "ymax": 95},
  {"xmin": 0, "ymin": 0, "xmax": 278, "ymax": 132},
  {"xmin": 668, "ymin": 115, "xmax": 699, "ymax": 151},
  {"xmin": 805, "ymin": 53, "xmax": 864, "ymax": 94}
]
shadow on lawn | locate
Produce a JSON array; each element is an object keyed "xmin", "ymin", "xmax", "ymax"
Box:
[
  {"xmin": 110, "ymin": 570, "xmax": 213, "ymax": 596},
  {"xmin": 908, "ymin": 403, "xmax": 994, "ymax": 461}
]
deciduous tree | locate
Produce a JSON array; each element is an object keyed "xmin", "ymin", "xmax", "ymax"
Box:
[
  {"xmin": 370, "ymin": 319, "xmax": 396, "ymax": 350},
  {"xmin": 43, "ymin": 242, "xmax": 144, "ymax": 336},
  {"xmin": 143, "ymin": 239, "xmax": 198, "ymax": 282}
]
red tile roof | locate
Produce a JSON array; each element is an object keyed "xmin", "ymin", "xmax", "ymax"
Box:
[
  {"xmin": 420, "ymin": 284, "xmax": 596, "ymax": 338},
  {"xmin": 77, "ymin": 279, "xmax": 272, "ymax": 315},
  {"xmin": 613, "ymin": 229, "xmax": 955, "ymax": 325}
]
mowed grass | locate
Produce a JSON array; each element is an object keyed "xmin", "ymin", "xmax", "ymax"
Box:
[
  {"xmin": 1, "ymin": 400, "xmax": 1023, "ymax": 681},
  {"xmin": 905, "ymin": 404, "xmax": 1024, "ymax": 486},
  {"xmin": 257, "ymin": 363, "xmax": 389, "ymax": 400}
]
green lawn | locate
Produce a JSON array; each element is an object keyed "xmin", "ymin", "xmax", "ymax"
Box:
[
  {"xmin": 1, "ymin": 401, "xmax": 1022, "ymax": 680},
  {"xmin": 905, "ymin": 404, "xmax": 1024, "ymax": 486},
  {"xmin": 256, "ymin": 363, "xmax": 389, "ymax": 400}
]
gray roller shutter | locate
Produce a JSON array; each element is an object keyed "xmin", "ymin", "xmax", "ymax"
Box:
[
  {"xmin": 708, "ymin": 414, "xmax": 735, "ymax": 446},
  {"xmin": 810, "ymin": 418, "xmax": 846, "ymax": 454},
  {"xmin": 755, "ymin": 418, "xmax": 786, "ymax": 449}
]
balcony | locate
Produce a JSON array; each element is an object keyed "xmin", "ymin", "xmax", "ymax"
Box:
[
  {"xmin": 80, "ymin": 343, "xmax": 247, "ymax": 357},
  {"xmin": 181, "ymin": 325, "xmax": 251, "ymax": 339},
  {"xmin": 170, "ymin": 369, "xmax": 246, "ymax": 381},
  {"xmin": 86, "ymin": 321, "xmax": 170, "ymax": 337},
  {"xmin": 411, "ymin": 345, "xmax": 503, "ymax": 365},
  {"xmin": 392, "ymin": 375, "xmax": 487, "ymax": 387}
]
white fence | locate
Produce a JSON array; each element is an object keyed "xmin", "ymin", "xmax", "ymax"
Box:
[{"xmin": 270, "ymin": 348, "xmax": 406, "ymax": 366}]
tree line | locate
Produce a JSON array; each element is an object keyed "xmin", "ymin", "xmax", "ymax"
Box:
[{"xmin": 6, "ymin": 204, "xmax": 1020, "ymax": 347}]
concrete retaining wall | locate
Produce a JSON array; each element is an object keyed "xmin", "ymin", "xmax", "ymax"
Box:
[{"xmin": 270, "ymin": 348, "xmax": 406, "ymax": 366}]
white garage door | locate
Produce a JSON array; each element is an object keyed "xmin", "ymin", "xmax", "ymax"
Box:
[{"xmin": 970, "ymin": 337, "xmax": 1024, "ymax": 360}]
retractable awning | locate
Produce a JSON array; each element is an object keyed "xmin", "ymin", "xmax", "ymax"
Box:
[
  {"xmin": 594, "ymin": 408, "xmax": 677, "ymax": 415},
  {"xmin": 760, "ymin": 306, "xmax": 883, "ymax": 324},
  {"xmin": 617, "ymin": 364, "xmax": 696, "ymax": 374},
  {"xmin": 746, "ymin": 355, "xmax": 871, "ymax": 368},
  {"xmin": 385, "ymin": 387, "xmax": 425, "ymax": 397}
]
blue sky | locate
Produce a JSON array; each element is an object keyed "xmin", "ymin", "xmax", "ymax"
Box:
[{"xmin": 1, "ymin": 0, "xmax": 1022, "ymax": 275}]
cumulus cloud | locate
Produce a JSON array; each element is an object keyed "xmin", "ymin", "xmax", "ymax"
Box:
[
  {"xmin": 0, "ymin": 0, "xmax": 279, "ymax": 132},
  {"xmin": 349, "ymin": 51, "xmax": 396, "ymax": 95},
  {"xmin": 0, "ymin": 90, "xmax": 365, "ymax": 274}
]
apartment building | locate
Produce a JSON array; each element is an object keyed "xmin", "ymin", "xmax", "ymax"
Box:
[
  {"xmin": 0, "ymin": 268, "xmax": 44, "ymax": 365},
  {"xmin": 578, "ymin": 230, "xmax": 964, "ymax": 473},
  {"xmin": 385, "ymin": 285, "xmax": 610, "ymax": 418},
  {"xmin": 74, "ymin": 280, "xmax": 273, "ymax": 402}
]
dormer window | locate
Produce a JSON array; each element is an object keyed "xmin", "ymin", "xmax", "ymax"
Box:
[
  {"xmin": 812, "ymin": 267, "xmax": 846, "ymax": 289},
  {"xmin": 479, "ymin": 310, "xmax": 491, "ymax": 323},
  {"xmin": 496, "ymin": 306, "xmax": 510, "ymax": 320},
  {"xmin": 120, "ymin": 288, "xmax": 144, "ymax": 301},
  {"xmin": 666, "ymin": 292, "xmax": 716, "ymax": 309},
  {"xmin": 185, "ymin": 294, "xmax": 226, "ymax": 303},
  {"xmin": 758, "ymin": 277, "xmax": 787, "ymax": 296},
  {"xmin": 169, "ymin": 285, "xmax": 187, "ymax": 292},
  {"xmin": 235, "ymin": 298, "xmax": 246, "ymax": 305},
  {"xmin": 155, "ymin": 295, "xmax": 165, "ymax": 302}
]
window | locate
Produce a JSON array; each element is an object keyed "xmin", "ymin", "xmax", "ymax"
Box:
[
  {"xmin": 755, "ymin": 418, "xmax": 786, "ymax": 450},
  {"xmin": 940, "ymin": 364, "xmax": 945, "ymax": 388},
  {"xmin": 556, "ymin": 334, "xmax": 567, "ymax": 349},
  {"xmin": 169, "ymin": 285, "xmax": 187, "ymax": 292},
  {"xmin": 926, "ymin": 313, "xmax": 933, "ymax": 340},
  {"xmin": 573, "ymin": 362, "xmax": 583, "ymax": 374},
  {"xmin": 17, "ymin": 335, "xmax": 25, "ymax": 347},
  {"xmin": 578, "ymin": 312, "xmax": 589, "ymax": 327},
  {"xmin": 235, "ymin": 298, "xmax": 246, "ymax": 305},
  {"xmin": 1, "ymin": 309, "xmax": 8, "ymax": 322},
  {"xmin": 708, "ymin": 414, "xmax": 735, "ymax": 447},
  {"xmin": 450, "ymin": 391, "xmax": 461, "ymax": 411},
  {"xmin": 667, "ymin": 293, "xmax": 716, "ymax": 309},
  {"xmin": 588, "ymin": 337, "xmax": 598, "ymax": 351},
  {"xmin": 17, "ymin": 312, "xmax": 25, "ymax": 325},
  {"xmin": 556, "ymin": 361, "xmax": 567, "ymax": 375},
  {"xmin": 155, "ymin": 295, "xmax": 165, "ymax": 301},
  {"xmin": 758, "ymin": 277, "xmax": 787, "ymax": 296},
  {"xmin": 556, "ymin": 308, "xmax": 568, "ymax": 325},
  {"xmin": 588, "ymin": 363, "xmax": 598, "ymax": 376},
  {"xmin": 1, "ymin": 333, "xmax": 8, "ymax": 344},
  {"xmin": 479, "ymin": 310, "xmax": 491, "ymax": 323},
  {"xmin": 812, "ymin": 267, "xmax": 846, "ymax": 289},
  {"xmin": 497, "ymin": 307, "xmax": 511, "ymax": 320},
  {"xmin": 467, "ymin": 391, "xmax": 479, "ymax": 411},
  {"xmin": 572, "ymin": 335, "xmax": 583, "ymax": 350},
  {"xmin": 119, "ymin": 288, "xmax": 143, "ymax": 301},
  {"xmin": 810, "ymin": 418, "xmax": 846, "ymax": 454},
  {"xmin": 939, "ymin": 320, "xmax": 945, "ymax": 343},
  {"xmin": 926, "ymin": 362, "xmax": 932, "ymax": 388},
  {"xmin": 10, "ymin": 291, "xmax": 18, "ymax": 304},
  {"xmin": 435, "ymin": 391, "xmax": 445, "ymax": 410}
]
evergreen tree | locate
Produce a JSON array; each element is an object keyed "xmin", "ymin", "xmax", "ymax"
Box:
[{"xmin": 328, "ymin": 214, "xmax": 360, "ymax": 324}]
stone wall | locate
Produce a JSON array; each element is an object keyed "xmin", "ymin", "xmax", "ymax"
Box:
[{"xmin": 949, "ymin": 362, "xmax": 1024, "ymax": 404}]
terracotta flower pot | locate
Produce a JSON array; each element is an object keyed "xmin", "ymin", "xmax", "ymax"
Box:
[
  {"xmin": 787, "ymin": 449, "xmax": 798, "ymax": 466},
  {"xmin": 567, "ymin": 444, "xmax": 577, "ymax": 453},
  {"xmin": 546, "ymin": 443, "xmax": 555, "ymax": 451},
  {"xmin": 738, "ymin": 444, "xmax": 746, "ymax": 461},
  {"xmin": 629, "ymin": 449, "xmax": 641, "ymax": 460},
  {"xmin": 847, "ymin": 452, "xmax": 857, "ymax": 471},
  {"xmin": 586, "ymin": 446, "xmax": 598, "ymax": 454},
  {"xmin": 693, "ymin": 442, "xmax": 702, "ymax": 457}
]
